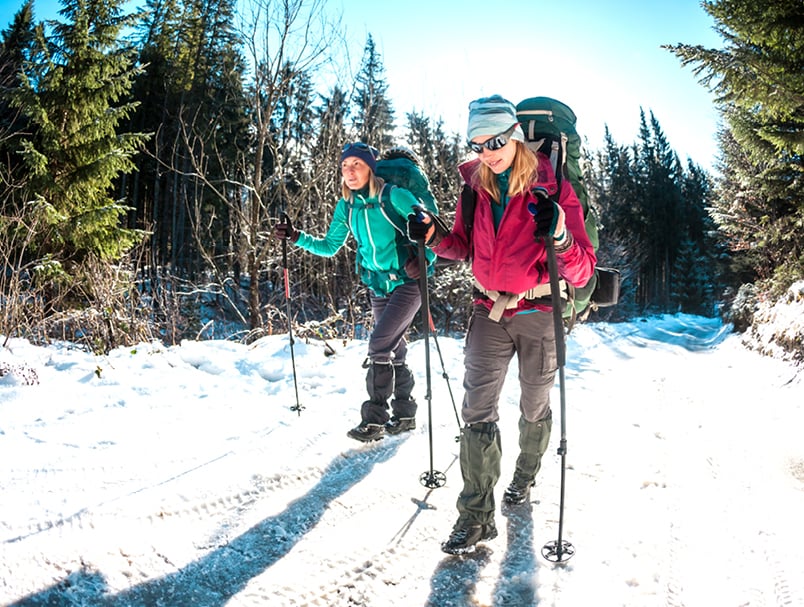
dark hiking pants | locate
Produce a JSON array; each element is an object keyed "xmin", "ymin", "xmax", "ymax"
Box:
[{"xmin": 360, "ymin": 281, "xmax": 421, "ymax": 424}]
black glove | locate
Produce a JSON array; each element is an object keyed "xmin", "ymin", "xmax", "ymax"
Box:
[
  {"xmin": 527, "ymin": 187, "xmax": 564, "ymax": 241},
  {"xmin": 274, "ymin": 213, "xmax": 299, "ymax": 242},
  {"xmin": 407, "ymin": 207, "xmax": 436, "ymax": 242},
  {"xmin": 407, "ymin": 205, "xmax": 449, "ymax": 246}
]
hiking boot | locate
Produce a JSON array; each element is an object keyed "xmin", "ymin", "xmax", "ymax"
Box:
[
  {"xmin": 347, "ymin": 422, "xmax": 385, "ymax": 442},
  {"xmin": 385, "ymin": 416, "xmax": 416, "ymax": 435},
  {"xmin": 441, "ymin": 521, "xmax": 498, "ymax": 555},
  {"xmin": 503, "ymin": 479, "xmax": 535, "ymax": 505}
]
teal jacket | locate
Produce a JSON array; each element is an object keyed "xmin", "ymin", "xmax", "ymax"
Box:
[{"xmin": 295, "ymin": 184, "xmax": 437, "ymax": 296}]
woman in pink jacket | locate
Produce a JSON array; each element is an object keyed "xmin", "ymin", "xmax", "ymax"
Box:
[{"xmin": 408, "ymin": 95, "xmax": 596, "ymax": 555}]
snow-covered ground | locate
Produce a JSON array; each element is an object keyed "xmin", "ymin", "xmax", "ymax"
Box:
[{"xmin": 1, "ymin": 313, "xmax": 803, "ymax": 606}]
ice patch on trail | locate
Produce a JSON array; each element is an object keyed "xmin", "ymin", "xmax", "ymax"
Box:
[{"xmin": 620, "ymin": 314, "xmax": 731, "ymax": 351}]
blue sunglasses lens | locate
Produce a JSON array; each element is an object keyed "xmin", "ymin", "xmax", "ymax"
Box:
[{"xmin": 468, "ymin": 125, "xmax": 517, "ymax": 153}]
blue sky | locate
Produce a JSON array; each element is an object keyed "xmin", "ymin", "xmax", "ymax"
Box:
[
  {"xmin": 336, "ymin": 0, "xmax": 724, "ymax": 171},
  {"xmin": 2, "ymin": 0, "xmax": 723, "ymax": 171}
]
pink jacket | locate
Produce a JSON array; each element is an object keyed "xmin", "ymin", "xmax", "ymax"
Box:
[{"xmin": 433, "ymin": 155, "xmax": 596, "ymax": 315}]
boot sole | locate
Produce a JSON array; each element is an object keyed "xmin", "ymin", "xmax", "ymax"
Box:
[
  {"xmin": 347, "ymin": 430, "xmax": 385, "ymax": 442},
  {"xmin": 346, "ymin": 433, "xmax": 385, "ymax": 443},
  {"xmin": 503, "ymin": 483, "xmax": 534, "ymax": 505},
  {"xmin": 441, "ymin": 544, "xmax": 476, "ymax": 556},
  {"xmin": 441, "ymin": 527, "xmax": 497, "ymax": 555},
  {"xmin": 385, "ymin": 424, "xmax": 416, "ymax": 436},
  {"xmin": 502, "ymin": 494, "xmax": 530, "ymax": 505}
]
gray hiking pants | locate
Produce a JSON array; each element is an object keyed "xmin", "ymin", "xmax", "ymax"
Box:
[
  {"xmin": 461, "ymin": 304, "xmax": 558, "ymax": 425},
  {"xmin": 360, "ymin": 281, "xmax": 421, "ymax": 424},
  {"xmin": 367, "ymin": 281, "xmax": 421, "ymax": 365}
]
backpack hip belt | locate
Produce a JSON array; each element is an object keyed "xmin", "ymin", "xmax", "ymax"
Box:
[{"xmin": 474, "ymin": 279, "xmax": 567, "ymax": 322}]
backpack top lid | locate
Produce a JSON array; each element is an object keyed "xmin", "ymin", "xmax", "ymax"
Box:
[
  {"xmin": 515, "ymin": 97, "xmax": 578, "ymax": 140},
  {"xmin": 379, "ymin": 146, "xmax": 421, "ymax": 165},
  {"xmin": 514, "ymin": 97, "xmax": 585, "ymax": 204},
  {"xmin": 375, "ymin": 146, "xmax": 437, "ymax": 213}
]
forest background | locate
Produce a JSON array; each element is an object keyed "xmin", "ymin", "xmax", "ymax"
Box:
[{"xmin": 0, "ymin": 0, "xmax": 802, "ymax": 361}]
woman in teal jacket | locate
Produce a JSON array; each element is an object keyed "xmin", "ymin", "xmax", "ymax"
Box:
[{"xmin": 274, "ymin": 142, "xmax": 436, "ymax": 442}]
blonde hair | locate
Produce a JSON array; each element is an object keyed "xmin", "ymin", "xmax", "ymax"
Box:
[
  {"xmin": 341, "ymin": 172, "xmax": 384, "ymax": 200},
  {"xmin": 471, "ymin": 141, "xmax": 539, "ymax": 203}
]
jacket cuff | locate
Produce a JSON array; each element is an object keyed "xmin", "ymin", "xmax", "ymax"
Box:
[
  {"xmin": 554, "ymin": 231, "xmax": 574, "ymax": 255},
  {"xmin": 426, "ymin": 231, "xmax": 444, "ymax": 247}
]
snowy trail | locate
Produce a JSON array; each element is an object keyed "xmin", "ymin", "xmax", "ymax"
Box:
[{"xmin": 1, "ymin": 316, "xmax": 803, "ymax": 606}]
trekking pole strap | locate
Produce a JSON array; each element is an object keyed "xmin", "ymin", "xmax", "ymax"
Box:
[{"xmin": 544, "ymin": 239, "xmax": 566, "ymax": 367}]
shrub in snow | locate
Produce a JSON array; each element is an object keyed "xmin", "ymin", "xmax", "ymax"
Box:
[
  {"xmin": 724, "ymin": 283, "xmax": 758, "ymax": 333},
  {"xmin": 742, "ymin": 280, "xmax": 804, "ymax": 364},
  {"xmin": 0, "ymin": 361, "xmax": 40, "ymax": 385}
]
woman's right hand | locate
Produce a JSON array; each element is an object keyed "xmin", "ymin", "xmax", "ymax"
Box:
[{"xmin": 274, "ymin": 215, "xmax": 299, "ymax": 242}]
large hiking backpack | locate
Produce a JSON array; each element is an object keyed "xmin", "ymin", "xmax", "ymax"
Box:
[
  {"xmin": 515, "ymin": 96, "xmax": 619, "ymax": 322},
  {"xmin": 371, "ymin": 146, "xmax": 440, "ymax": 273},
  {"xmin": 375, "ymin": 146, "xmax": 438, "ymax": 215}
]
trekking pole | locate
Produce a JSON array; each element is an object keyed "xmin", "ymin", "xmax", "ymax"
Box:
[
  {"xmin": 541, "ymin": 237, "xmax": 575, "ymax": 563},
  {"xmin": 281, "ymin": 212, "xmax": 303, "ymax": 416},
  {"xmin": 427, "ymin": 313, "xmax": 461, "ymax": 441},
  {"xmin": 416, "ymin": 237, "xmax": 446, "ymax": 489}
]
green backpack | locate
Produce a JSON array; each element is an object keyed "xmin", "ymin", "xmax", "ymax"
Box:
[
  {"xmin": 372, "ymin": 146, "xmax": 440, "ymax": 273},
  {"xmin": 515, "ymin": 97, "xmax": 598, "ymax": 250},
  {"xmin": 516, "ymin": 97, "xmax": 601, "ymax": 321},
  {"xmin": 375, "ymin": 146, "xmax": 438, "ymax": 215}
]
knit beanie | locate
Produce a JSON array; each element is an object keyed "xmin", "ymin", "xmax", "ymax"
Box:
[
  {"xmin": 466, "ymin": 95, "xmax": 525, "ymax": 143},
  {"xmin": 340, "ymin": 142, "xmax": 378, "ymax": 172}
]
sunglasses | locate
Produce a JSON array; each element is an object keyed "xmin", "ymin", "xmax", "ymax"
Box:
[{"xmin": 467, "ymin": 124, "xmax": 518, "ymax": 154}]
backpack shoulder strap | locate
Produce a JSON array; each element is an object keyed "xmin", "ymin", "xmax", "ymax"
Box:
[
  {"xmin": 377, "ymin": 183, "xmax": 406, "ymax": 237},
  {"xmin": 377, "ymin": 182, "xmax": 393, "ymax": 206},
  {"xmin": 460, "ymin": 183, "xmax": 477, "ymax": 261}
]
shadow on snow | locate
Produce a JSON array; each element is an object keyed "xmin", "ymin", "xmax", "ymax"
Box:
[
  {"xmin": 424, "ymin": 501, "xmax": 542, "ymax": 606},
  {"xmin": 9, "ymin": 439, "xmax": 405, "ymax": 606}
]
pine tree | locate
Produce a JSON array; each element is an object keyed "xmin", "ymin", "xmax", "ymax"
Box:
[
  {"xmin": 593, "ymin": 114, "xmax": 720, "ymax": 316},
  {"xmin": 590, "ymin": 127, "xmax": 641, "ymax": 317},
  {"xmin": 667, "ymin": 0, "xmax": 804, "ymax": 156},
  {"xmin": 0, "ymin": 2, "xmax": 39, "ymax": 341},
  {"xmin": 633, "ymin": 109, "xmax": 685, "ymax": 310},
  {"xmin": 352, "ymin": 35, "xmax": 395, "ymax": 149},
  {"xmin": 127, "ymin": 0, "xmax": 249, "ymax": 278},
  {"xmin": 665, "ymin": 0, "xmax": 804, "ymax": 294},
  {"xmin": 404, "ymin": 110, "xmax": 463, "ymax": 210},
  {"xmin": 0, "ymin": 1, "xmax": 36, "ymax": 208},
  {"xmin": 297, "ymin": 86, "xmax": 355, "ymax": 304},
  {"xmin": 710, "ymin": 126, "xmax": 779, "ymax": 283},
  {"xmin": 10, "ymin": 0, "xmax": 148, "ymax": 264},
  {"xmin": 671, "ymin": 236, "xmax": 714, "ymax": 315}
]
